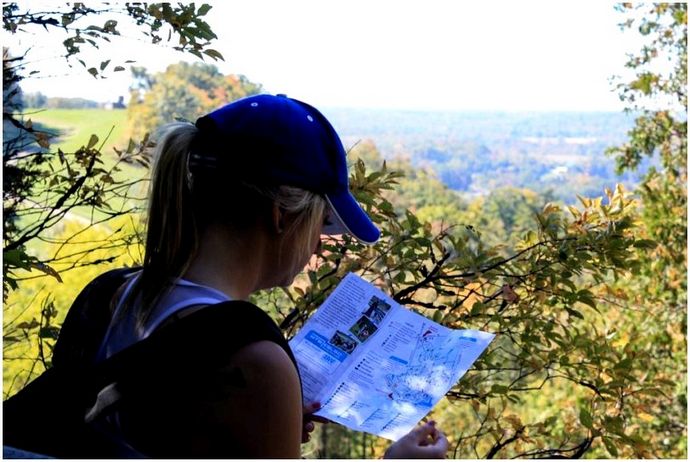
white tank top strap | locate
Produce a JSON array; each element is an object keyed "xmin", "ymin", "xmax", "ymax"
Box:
[{"xmin": 96, "ymin": 272, "xmax": 231, "ymax": 362}]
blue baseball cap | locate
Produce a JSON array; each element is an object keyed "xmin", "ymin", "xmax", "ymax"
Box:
[{"xmin": 193, "ymin": 93, "xmax": 380, "ymax": 244}]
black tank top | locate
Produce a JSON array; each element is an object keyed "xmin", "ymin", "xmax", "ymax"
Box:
[{"xmin": 52, "ymin": 267, "xmax": 302, "ymax": 458}]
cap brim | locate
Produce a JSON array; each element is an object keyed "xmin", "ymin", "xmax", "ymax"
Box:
[{"xmin": 323, "ymin": 192, "xmax": 380, "ymax": 245}]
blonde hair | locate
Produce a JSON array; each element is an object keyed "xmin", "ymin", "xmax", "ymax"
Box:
[{"xmin": 122, "ymin": 122, "xmax": 326, "ymax": 330}]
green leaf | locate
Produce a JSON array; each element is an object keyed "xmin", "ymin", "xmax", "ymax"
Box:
[
  {"xmin": 100, "ymin": 59, "xmax": 111, "ymax": 71},
  {"xmin": 203, "ymin": 48, "xmax": 224, "ymax": 61},
  {"xmin": 87, "ymin": 67, "xmax": 98, "ymax": 78},
  {"xmin": 633, "ymin": 239, "xmax": 656, "ymax": 249},
  {"xmin": 602, "ymin": 437, "xmax": 618, "ymax": 457},
  {"xmin": 3, "ymin": 249, "xmax": 33, "ymax": 270},
  {"xmin": 614, "ymin": 357, "xmax": 633, "ymax": 370},
  {"xmin": 565, "ymin": 307, "xmax": 584, "ymax": 319},
  {"xmin": 113, "ymin": 66, "xmax": 125, "ymax": 72},
  {"xmin": 491, "ymin": 384, "xmax": 508, "ymax": 394},
  {"xmin": 17, "ymin": 319, "xmax": 40, "ymax": 330},
  {"xmin": 579, "ymin": 408, "xmax": 593, "ymax": 429},
  {"xmin": 188, "ymin": 49, "xmax": 203, "ymax": 60},
  {"xmin": 39, "ymin": 326, "xmax": 61, "ymax": 339},
  {"xmin": 30, "ymin": 262, "xmax": 63, "ymax": 283},
  {"xmin": 87, "ymin": 134, "xmax": 99, "ymax": 149},
  {"xmin": 198, "ymin": 4, "xmax": 212, "ymax": 15},
  {"xmin": 432, "ymin": 310, "xmax": 443, "ymax": 322},
  {"xmin": 577, "ymin": 290, "xmax": 597, "ymax": 310},
  {"xmin": 61, "ymin": 14, "xmax": 75, "ymax": 26},
  {"xmin": 470, "ymin": 302, "xmax": 484, "ymax": 316}
]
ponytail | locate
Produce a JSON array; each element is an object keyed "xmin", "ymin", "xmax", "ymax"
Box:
[{"xmin": 122, "ymin": 122, "xmax": 201, "ymax": 331}]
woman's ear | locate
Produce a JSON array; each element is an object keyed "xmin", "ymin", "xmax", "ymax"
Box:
[{"xmin": 272, "ymin": 202, "xmax": 284, "ymax": 235}]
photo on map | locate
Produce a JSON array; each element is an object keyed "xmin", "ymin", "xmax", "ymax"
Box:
[
  {"xmin": 329, "ymin": 330, "xmax": 358, "ymax": 354},
  {"xmin": 363, "ymin": 295, "xmax": 392, "ymax": 326},
  {"xmin": 349, "ymin": 315, "xmax": 378, "ymax": 342}
]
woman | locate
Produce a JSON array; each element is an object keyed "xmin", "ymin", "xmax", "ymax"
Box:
[{"xmin": 75, "ymin": 94, "xmax": 448, "ymax": 458}]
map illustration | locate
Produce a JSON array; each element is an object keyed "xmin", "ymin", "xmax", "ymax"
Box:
[{"xmin": 384, "ymin": 325, "xmax": 461, "ymax": 407}]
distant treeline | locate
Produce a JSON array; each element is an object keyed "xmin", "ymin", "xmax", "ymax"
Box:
[
  {"xmin": 324, "ymin": 108, "xmax": 642, "ymax": 203},
  {"xmin": 22, "ymin": 92, "xmax": 125, "ymax": 109}
]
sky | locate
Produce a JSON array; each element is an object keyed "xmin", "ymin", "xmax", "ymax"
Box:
[{"xmin": 6, "ymin": 1, "xmax": 641, "ymax": 112}]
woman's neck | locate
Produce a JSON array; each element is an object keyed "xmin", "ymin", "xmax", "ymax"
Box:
[{"xmin": 182, "ymin": 224, "xmax": 270, "ymax": 300}]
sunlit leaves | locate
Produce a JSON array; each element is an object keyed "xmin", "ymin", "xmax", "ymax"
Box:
[
  {"xmin": 3, "ymin": 3, "xmax": 222, "ymax": 80},
  {"xmin": 261, "ymin": 147, "xmax": 653, "ymax": 457}
]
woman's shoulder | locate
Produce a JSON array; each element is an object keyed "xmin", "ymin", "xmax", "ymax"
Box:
[
  {"xmin": 162, "ymin": 300, "xmax": 293, "ymax": 357},
  {"xmin": 118, "ymin": 311, "xmax": 304, "ymax": 458},
  {"xmin": 229, "ymin": 339, "xmax": 298, "ymax": 377}
]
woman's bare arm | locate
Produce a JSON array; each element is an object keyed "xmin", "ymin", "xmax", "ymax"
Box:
[{"xmin": 209, "ymin": 340, "xmax": 303, "ymax": 458}]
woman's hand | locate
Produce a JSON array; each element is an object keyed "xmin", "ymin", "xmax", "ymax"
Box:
[
  {"xmin": 302, "ymin": 401, "xmax": 329, "ymax": 443},
  {"xmin": 383, "ymin": 421, "xmax": 448, "ymax": 459}
]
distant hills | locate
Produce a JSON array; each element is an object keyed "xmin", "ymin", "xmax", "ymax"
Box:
[{"xmin": 323, "ymin": 108, "xmax": 642, "ymax": 202}]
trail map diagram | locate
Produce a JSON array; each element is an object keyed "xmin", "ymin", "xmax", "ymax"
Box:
[
  {"xmin": 384, "ymin": 325, "xmax": 460, "ymax": 407},
  {"xmin": 289, "ymin": 272, "xmax": 494, "ymax": 440}
]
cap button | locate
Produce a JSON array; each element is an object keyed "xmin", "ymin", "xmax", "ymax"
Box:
[{"xmin": 276, "ymin": 93, "xmax": 287, "ymax": 98}]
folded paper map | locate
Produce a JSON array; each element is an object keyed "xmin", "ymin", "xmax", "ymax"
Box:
[{"xmin": 289, "ymin": 273, "xmax": 495, "ymax": 440}]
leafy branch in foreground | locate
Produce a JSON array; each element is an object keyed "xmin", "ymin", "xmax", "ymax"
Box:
[
  {"xmin": 263, "ymin": 158, "xmax": 653, "ymax": 458},
  {"xmin": 3, "ymin": 2, "xmax": 223, "ymax": 79},
  {"xmin": 3, "ymin": 2, "xmax": 224, "ymax": 297}
]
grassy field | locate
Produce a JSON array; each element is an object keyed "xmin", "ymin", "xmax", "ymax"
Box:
[
  {"xmin": 22, "ymin": 108, "xmax": 149, "ymax": 219},
  {"xmin": 25, "ymin": 108, "xmax": 131, "ymax": 154}
]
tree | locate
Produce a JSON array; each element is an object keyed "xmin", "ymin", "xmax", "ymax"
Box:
[
  {"xmin": 266, "ymin": 160, "xmax": 649, "ymax": 458},
  {"xmin": 126, "ymin": 62, "xmax": 262, "ymax": 140},
  {"xmin": 3, "ymin": 2, "xmax": 222, "ymax": 391},
  {"xmin": 22, "ymin": 91, "xmax": 48, "ymax": 109},
  {"xmin": 608, "ymin": 3, "xmax": 687, "ymax": 304},
  {"xmin": 3, "ymin": 2, "xmax": 221, "ymax": 293},
  {"xmin": 603, "ymin": 3, "xmax": 687, "ymax": 457}
]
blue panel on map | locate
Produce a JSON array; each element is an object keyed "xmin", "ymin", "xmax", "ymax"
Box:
[{"xmin": 305, "ymin": 331, "xmax": 347, "ymax": 362}]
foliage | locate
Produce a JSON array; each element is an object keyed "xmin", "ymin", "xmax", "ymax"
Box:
[
  {"xmin": 278, "ymin": 5, "xmax": 688, "ymax": 458},
  {"xmin": 460, "ymin": 187, "xmax": 555, "ymax": 251},
  {"xmin": 2, "ymin": 3, "xmax": 219, "ymax": 297},
  {"xmin": 603, "ymin": 3, "xmax": 688, "ymax": 457},
  {"xmin": 2, "ymin": 2, "xmax": 222, "ymax": 78},
  {"xmin": 126, "ymin": 62, "xmax": 262, "ymax": 140},
  {"xmin": 2, "ymin": 59, "xmax": 149, "ymax": 298},
  {"xmin": 608, "ymin": 3, "xmax": 687, "ymax": 302},
  {"xmin": 3, "ymin": 216, "xmax": 143, "ymax": 398},
  {"xmin": 262, "ymin": 157, "xmax": 656, "ymax": 458}
]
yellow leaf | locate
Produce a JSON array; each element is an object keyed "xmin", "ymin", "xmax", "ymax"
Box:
[
  {"xmin": 504, "ymin": 414, "xmax": 523, "ymax": 431},
  {"xmin": 638, "ymin": 412, "xmax": 655, "ymax": 423}
]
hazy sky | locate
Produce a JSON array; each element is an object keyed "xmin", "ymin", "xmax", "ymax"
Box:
[{"xmin": 8, "ymin": 1, "xmax": 639, "ymax": 111}]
